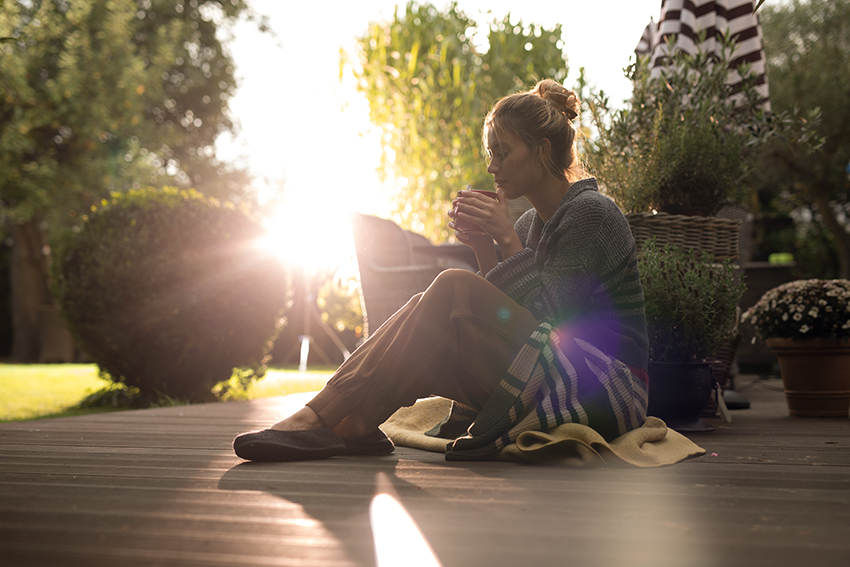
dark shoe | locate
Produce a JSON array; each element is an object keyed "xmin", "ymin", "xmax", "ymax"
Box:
[
  {"xmin": 233, "ymin": 428, "xmax": 348, "ymax": 462},
  {"xmin": 343, "ymin": 429, "xmax": 395, "ymax": 456}
]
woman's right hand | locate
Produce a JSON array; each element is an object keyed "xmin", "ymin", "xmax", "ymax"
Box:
[
  {"xmin": 450, "ymin": 222, "xmax": 495, "ymax": 248},
  {"xmin": 449, "ymin": 187, "xmax": 521, "ymax": 259},
  {"xmin": 448, "ymin": 191, "xmax": 497, "ymax": 251}
]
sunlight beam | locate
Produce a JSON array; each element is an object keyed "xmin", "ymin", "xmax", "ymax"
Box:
[{"xmin": 370, "ymin": 473, "xmax": 442, "ymax": 567}]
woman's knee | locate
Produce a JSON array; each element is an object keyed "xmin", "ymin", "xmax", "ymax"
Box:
[
  {"xmin": 416, "ymin": 269, "xmax": 479, "ymax": 311},
  {"xmin": 430, "ymin": 268, "xmax": 480, "ymax": 292}
]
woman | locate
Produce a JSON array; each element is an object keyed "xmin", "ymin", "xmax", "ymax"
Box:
[{"xmin": 233, "ymin": 79, "xmax": 649, "ymax": 462}]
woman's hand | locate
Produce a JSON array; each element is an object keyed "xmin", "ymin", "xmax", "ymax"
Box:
[
  {"xmin": 448, "ymin": 187, "xmax": 522, "ymax": 275},
  {"xmin": 449, "ymin": 188, "xmax": 521, "ymax": 256}
]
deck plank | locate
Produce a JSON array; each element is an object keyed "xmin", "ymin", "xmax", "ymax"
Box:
[{"xmin": 2, "ymin": 378, "xmax": 849, "ymax": 566}]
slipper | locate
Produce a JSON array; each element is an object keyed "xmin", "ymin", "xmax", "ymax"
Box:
[
  {"xmin": 233, "ymin": 428, "xmax": 348, "ymax": 462},
  {"xmin": 343, "ymin": 429, "xmax": 395, "ymax": 456}
]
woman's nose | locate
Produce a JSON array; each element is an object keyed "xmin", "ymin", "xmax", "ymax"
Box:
[{"xmin": 487, "ymin": 160, "xmax": 498, "ymax": 175}]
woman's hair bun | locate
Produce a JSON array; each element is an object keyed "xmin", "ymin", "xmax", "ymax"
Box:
[{"xmin": 535, "ymin": 79, "xmax": 580, "ymax": 121}]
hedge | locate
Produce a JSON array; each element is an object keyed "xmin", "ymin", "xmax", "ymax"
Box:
[{"xmin": 51, "ymin": 187, "xmax": 290, "ymax": 402}]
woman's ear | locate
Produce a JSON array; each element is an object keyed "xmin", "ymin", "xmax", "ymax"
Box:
[{"xmin": 537, "ymin": 138, "xmax": 552, "ymax": 162}]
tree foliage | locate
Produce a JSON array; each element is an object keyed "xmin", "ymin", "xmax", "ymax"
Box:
[
  {"xmin": 0, "ymin": 0, "xmax": 261, "ymax": 360},
  {"xmin": 1, "ymin": 0, "xmax": 22, "ymax": 44},
  {"xmin": 345, "ymin": 1, "xmax": 567, "ymax": 240},
  {"xmin": 0, "ymin": 0, "xmax": 257, "ymax": 224},
  {"xmin": 756, "ymin": 0, "xmax": 850, "ymax": 278}
]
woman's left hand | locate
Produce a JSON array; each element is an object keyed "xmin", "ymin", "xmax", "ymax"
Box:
[{"xmin": 450, "ymin": 188, "xmax": 520, "ymax": 255}]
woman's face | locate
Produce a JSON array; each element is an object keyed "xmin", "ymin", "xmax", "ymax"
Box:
[{"xmin": 485, "ymin": 129, "xmax": 540, "ymax": 200}]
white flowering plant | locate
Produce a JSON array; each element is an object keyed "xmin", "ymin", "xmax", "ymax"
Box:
[{"xmin": 742, "ymin": 279, "xmax": 850, "ymax": 342}]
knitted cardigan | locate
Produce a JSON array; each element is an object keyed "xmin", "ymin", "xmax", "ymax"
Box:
[{"xmin": 446, "ymin": 178, "xmax": 650, "ymax": 460}]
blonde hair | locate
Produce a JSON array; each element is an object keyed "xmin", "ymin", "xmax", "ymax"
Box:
[{"xmin": 484, "ymin": 79, "xmax": 584, "ymax": 182}]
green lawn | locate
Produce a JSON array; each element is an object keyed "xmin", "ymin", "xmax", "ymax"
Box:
[{"xmin": 0, "ymin": 364, "xmax": 334, "ymax": 423}]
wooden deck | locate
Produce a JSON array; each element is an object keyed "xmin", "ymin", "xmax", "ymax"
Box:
[{"xmin": 1, "ymin": 376, "xmax": 849, "ymax": 567}]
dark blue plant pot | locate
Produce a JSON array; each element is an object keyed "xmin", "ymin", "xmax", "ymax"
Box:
[{"xmin": 647, "ymin": 361, "xmax": 715, "ymax": 432}]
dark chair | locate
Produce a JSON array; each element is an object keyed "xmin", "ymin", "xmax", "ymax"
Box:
[{"xmin": 350, "ymin": 213, "xmax": 476, "ymax": 338}]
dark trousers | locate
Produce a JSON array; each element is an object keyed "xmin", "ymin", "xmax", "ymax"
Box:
[{"xmin": 306, "ymin": 269, "xmax": 540, "ymax": 428}]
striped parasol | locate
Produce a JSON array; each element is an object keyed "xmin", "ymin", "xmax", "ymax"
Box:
[{"xmin": 636, "ymin": 0, "xmax": 770, "ymax": 109}]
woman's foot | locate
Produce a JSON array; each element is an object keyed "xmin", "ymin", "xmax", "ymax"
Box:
[
  {"xmin": 333, "ymin": 412, "xmax": 380, "ymax": 439},
  {"xmin": 342, "ymin": 429, "xmax": 395, "ymax": 456},
  {"xmin": 268, "ymin": 406, "xmax": 388, "ymax": 443},
  {"xmin": 233, "ymin": 407, "xmax": 393, "ymax": 461},
  {"xmin": 269, "ymin": 406, "xmax": 325, "ymax": 431},
  {"xmin": 232, "ymin": 427, "xmax": 347, "ymax": 461},
  {"xmin": 333, "ymin": 414, "xmax": 395, "ymax": 456}
]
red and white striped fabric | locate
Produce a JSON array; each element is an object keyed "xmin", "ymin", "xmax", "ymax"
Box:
[{"xmin": 636, "ymin": 0, "xmax": 770, "ymax": 108}]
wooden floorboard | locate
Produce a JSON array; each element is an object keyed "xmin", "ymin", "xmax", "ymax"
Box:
[{"xmin": 2, "ymin": 379, "xmax": 849, "ymax": 567}]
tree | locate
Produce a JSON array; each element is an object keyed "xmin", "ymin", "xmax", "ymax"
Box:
[
  {"xmin": 757, "ymin": 0, "xmax": 850, "ymax": 278},
  {"xmin": 345, "ymin": 1, "xmax": 567, "ymax": 240},
  {"xmin": 0, "ymin": 0, "xmax": 259, "ymax": 361}
]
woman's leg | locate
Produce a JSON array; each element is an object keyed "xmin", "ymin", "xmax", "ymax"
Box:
[{"xmin": 274, "ymin": 269, "xmax": 539, "ymax": 437}]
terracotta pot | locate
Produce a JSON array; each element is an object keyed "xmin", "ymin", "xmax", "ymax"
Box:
[
  {"xmin": 647, "ymin": 361, "xmax": 714, "ymax": 431},
  {"xmin": 767, "ymin": 337, "xmax": 850, "ymax": 418}
]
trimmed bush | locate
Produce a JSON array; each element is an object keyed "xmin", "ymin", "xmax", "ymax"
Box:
[{"xmin": 51, "ymin": 187, "xmax": 289, "ymax": 403}]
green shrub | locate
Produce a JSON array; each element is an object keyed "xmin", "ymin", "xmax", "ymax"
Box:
[
  {"xmin": 585, "ymin": 32, "xmax": 804, "ymax": 216},
  {"xmin": 638, "ymin": 239, "xmax": 746, "ymax": 363},
  {"xmin": 51, "ymin": 187, "xmax": 290, "ymax": 403}
]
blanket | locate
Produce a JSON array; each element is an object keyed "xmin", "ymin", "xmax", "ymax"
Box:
[{"xmin": 381, "ymin": 397, "xmax": 706, "ymax": 467}]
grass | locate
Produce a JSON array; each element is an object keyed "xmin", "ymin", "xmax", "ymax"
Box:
[{"xmin": 0, "ymin": 363, "xmax": 335, "ymax": 423}]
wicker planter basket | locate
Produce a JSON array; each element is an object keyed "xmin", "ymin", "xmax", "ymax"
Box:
[{"xmin": 626, "ymin": 212, "xmax": 742, "ymax": 262}]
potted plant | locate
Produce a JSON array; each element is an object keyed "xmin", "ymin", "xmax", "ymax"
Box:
[
  {"xmin": 585, "ymin": 31, "xmax": 780, "ymax": 218},
  {"xmin": 639, "ymin": 239, "xmax": 746, "ymax": 430},
  {"xmin": 585, "ymin": 32, "xmax": 823, "ymax": 394},
  {"xmin": 741, "ymin": 279, "xmax": 850, "ymax": 417}
]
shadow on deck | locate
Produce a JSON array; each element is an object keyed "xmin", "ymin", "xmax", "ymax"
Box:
[{"xmin": 1, "ymin": 377, "xmax": 849, "ymax": 567}]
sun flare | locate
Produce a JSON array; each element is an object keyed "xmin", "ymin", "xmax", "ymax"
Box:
[
  {"xmin": 249, "ymin": 60, "xmax": 399, "ymax": 273},
  {"xmin": 260, "ymin": 202, "xmax": 356, "ymax": 271}
]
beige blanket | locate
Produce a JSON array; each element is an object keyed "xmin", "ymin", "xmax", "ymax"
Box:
[{"xmin": 381, "ymin": 397, "xmax": 706, "ymax": 467}]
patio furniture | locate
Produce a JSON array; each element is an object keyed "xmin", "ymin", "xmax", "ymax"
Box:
[{"xmin": 350, "ymin": 213, "xmax": 476, "ymax": 338}]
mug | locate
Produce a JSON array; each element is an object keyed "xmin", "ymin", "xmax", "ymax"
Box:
[{"xmin": 452, "ymin": 189, "xmax": 497, "ymax": 235}]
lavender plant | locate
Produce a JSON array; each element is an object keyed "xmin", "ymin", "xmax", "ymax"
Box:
[{"xmin": 639, "ymin": 239, "xmax": 746, "ymax": 362}]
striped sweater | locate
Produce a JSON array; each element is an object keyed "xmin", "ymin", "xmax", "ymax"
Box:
[{"xmin": 446, "ymin": 178, "xmax": 650, "ymax": 460}]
